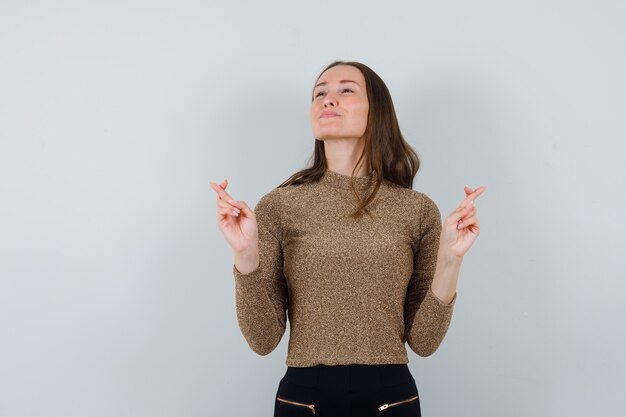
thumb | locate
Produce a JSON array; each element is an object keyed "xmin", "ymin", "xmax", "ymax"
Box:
[{"xmin": 229, "ymin": 199, "xmax": 254, "ymax": 217}]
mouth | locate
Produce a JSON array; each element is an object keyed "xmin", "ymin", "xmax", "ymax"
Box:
[{"xmin": 320, "ymin": 111, "xmax": 340, "ymax": 118}]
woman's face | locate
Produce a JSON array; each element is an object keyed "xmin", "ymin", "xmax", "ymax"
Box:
[{"xmin": 310, "ymin": 65, "xmax": 369, "ymax": 141}]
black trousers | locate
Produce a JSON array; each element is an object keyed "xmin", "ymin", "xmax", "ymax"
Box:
[{"xmin": 273, "ymin": 363, "xmax": 421, "ymax": 417}]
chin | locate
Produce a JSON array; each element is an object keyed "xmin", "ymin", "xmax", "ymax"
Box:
[
  {"xmin": 315, "ymin": 133, "xmax": 362, "ymax": 141},
  {"xmin": 315, "ymin": 134, "xmax": 339, "ymax": 141},
  {"xmin": 313, "ymin": 130, "xmax": 331, "ymax": 140},
  {"xmin": 313, "ymin": 129, "xmax": 351, "ymax": 140}
]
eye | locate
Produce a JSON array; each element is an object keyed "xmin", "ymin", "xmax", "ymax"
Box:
[
  {"xmin": 314, "ymin": 91, "xmax": 325, "ymax": 98},
  {"xmin": 341, "ymin": 88, "xmax": 354, "ymax": 93}
]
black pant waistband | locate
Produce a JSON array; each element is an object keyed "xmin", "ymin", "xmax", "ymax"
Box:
[{"xmin": 283, "ymin": 363, "xmax": 414, "ymax": 392}]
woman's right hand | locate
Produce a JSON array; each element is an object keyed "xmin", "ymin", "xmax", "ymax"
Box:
[{"xmin": 210, "ymin": 179, "xmax": 258, "ymax": 254}]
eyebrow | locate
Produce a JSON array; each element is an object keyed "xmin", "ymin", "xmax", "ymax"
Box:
[{"xmin": 314, "ymin": 80, "xmax": 361, "ymax": 88}]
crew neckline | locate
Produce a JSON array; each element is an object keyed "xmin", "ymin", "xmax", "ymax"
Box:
[{"xmin": 319, "ymin": 168, "xmax": 377, "ymax": 190}]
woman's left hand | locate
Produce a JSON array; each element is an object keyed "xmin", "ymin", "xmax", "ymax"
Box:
[{"xmin": 441, "ymin": 185, "xmax": 486, "ymax": 259}]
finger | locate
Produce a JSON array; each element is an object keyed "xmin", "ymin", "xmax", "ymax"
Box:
[
  {"xmin": 209, "ymin": 181, "xmax": 238, "ymax": 205},
  {"xmin": 460, "ymin": 185, "xmax": 487, "ymax": 207},
  {"xmin": 449, "ymin": 202, "xmax": 474, "ymax": 224},
  {"xmin": 457, "ymin": 205, "xmax": 477, "ymax": 221},
  {"xmin": 217, "ymin": 198, "xmax": 239, "ymax": 209},
  {"xmin": 454, "ymin": 199, "xmax": 474, "ymax": 213},
  {"xmin": 232, "ymin": 200, "xmax": 254, "ymax": 216},
  {"xmin": 209, "ymin": 181, "xmax": 231, "ymax": 199},
  {"xmin": 215, "ymin": 178, "xmax": 227, "ymax": 189},
  {"xmin": 218, "ymin": 199, "xmax": 241, "ymax": 213},
  {"xmin": 457, "ymin": 214, "xmax": 477, "ymax": 229},
  {"xmin": 473, "ymin": 217, "xmax": 480, "ymax": 233},
  {"xmin": 218, "ymin": 206, "xmax": 240, "ymax": 217},
  {"xmin": 459, "ymin": 217, "xmax": 480, "ymax": 234}
]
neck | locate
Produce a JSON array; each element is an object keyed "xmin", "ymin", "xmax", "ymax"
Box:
[{"xmin": 322, "ymin": 138, "xmax": 371, "ymax": 177}]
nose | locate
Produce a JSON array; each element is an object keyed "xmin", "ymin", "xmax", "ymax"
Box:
[{"xmin": 323, "ymin": 93, "xmax": 337, "ymax": 107}]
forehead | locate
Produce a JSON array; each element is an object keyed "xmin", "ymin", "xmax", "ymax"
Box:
[{"xmin": 316, "ymin": 65, "xmax": 365, "ymax": 85}]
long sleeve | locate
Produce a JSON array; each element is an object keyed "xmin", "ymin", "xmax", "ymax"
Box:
[
  {"xmin": 232, "ymin": 189, "xmax": 288, "ymax": 356},
  {"xmin": 404, "ymin": 193, "xmax": 457, "ymax": 357}
]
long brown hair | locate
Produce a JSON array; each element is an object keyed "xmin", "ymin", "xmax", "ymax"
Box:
[{"xmin": 277, "ymin": 61, "xmax": 421, "ymax": 219}]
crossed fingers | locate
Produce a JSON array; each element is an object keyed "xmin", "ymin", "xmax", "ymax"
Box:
[
  {"xmin": 460, "ymin": 185, "xmax": 486, "ymax": 208},
  {"xmin": 210, "ymin": 179, "xmax": 242, "ymax": 217}
]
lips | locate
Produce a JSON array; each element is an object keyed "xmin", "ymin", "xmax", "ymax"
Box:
[{"xmin": 320, "ymin": 111, "xmax": 340, "ymax": 118}]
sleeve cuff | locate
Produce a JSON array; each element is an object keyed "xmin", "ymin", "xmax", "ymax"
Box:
[
  {"xmin": 427, "ymin": 285, "xmax": 457, "ymax": 307},
  {"xmin": 233, "ymin": 263, "xmax": 260, "ymax": 278}
]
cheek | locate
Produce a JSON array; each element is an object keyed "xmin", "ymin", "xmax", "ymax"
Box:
[
  {"xmin": 310, "ymin": 104, "xmax": 321, "ymax": 132},
  {"xmin": 310, "ymin": 102, "xmax": 320, "ymax": 120},
  {"xmin": 309, "ymin": 108, "xmax": 317, "ymax": 127},
  {"xmin": 355, "ymin": 104, "xmax": 369, "ymax": 126}
]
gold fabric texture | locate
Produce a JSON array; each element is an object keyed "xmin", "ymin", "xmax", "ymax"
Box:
[{"xmin": 233, "ymin": 169, "xmax": 457, "ymax": 367}]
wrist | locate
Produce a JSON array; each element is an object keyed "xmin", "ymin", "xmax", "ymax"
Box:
[
  {"xmin": 234, "ymin": 244, "xmax": 257, "ymax": 257},
  {"xmin": 438, "ymin": 246, "xmax": 463, "ymax": 266},
  {"xmin": 233, "ymin": 243, "xmax": 260, "ymax": 275}
]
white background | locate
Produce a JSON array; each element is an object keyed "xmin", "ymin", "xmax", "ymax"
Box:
[{"xmin": 1, "ymin": 1, "xmax": 624, "ymax": 416}]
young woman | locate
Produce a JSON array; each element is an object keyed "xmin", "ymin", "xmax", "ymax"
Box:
[{"xmin": 210, "ymin": 61, "xmax": 485, "ymax": 417}]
